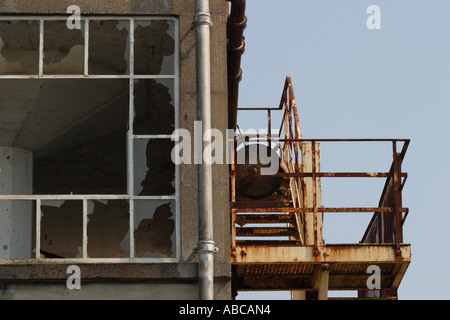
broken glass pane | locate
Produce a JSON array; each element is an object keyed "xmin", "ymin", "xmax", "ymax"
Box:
[
  {"xmin": 133, "ymin": 79, "xmax": 175, "ymax": 135},
  {"xmin": 43, "ymin": 20, "xmax": 84, "ymax": 75},
  {"xmin": 134, "ymin": 20, "xmax": 175, "ymax": 75},
  {"xmin": 87, "ymin": 199, "xmax": 129, "ymax": 258},
  {"xmin": 40, "ymin": 200, "xmax": 82, "ymax": 259},
  {"xmin": 0, "ymin": 20, "xmax": 39, "ymax": 75},
  {"xmin": 133, "ymin": 200, "xmax": 176, "ymax": 258},
  {"xmin": 134, "ymin": 139, "xmax": 176, "ymax": 196},
  {"xmin": 89, "ymin": 20, "xmax": 129, "ymax": 75}
]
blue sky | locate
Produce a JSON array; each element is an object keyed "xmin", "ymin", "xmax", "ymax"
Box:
[{"xmin": 235, "ymin": 0, "xmax": 450, "ymax": 300}]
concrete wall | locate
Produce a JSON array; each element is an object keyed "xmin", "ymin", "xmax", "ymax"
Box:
[
  {"xmin": 0, "ymin": 0, "xmax": 231, "ymax": 300},
  {"xmin": 1, "ymin": 280, "xmax": 232, "ymax": 300}
]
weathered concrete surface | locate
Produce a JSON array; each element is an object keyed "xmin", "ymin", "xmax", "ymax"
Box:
[
  {"xmin": 0, "ymin": 0, "xmax": 174, "ymax": 15},
  {"xmin": 0, "ymin": 0, "xmax": 226, "ymax": 15},
  {"xmin": 0, "ymin": 279, "xmax": 231, "ymax": 300},
  {"xmin": 0, "ymin": 262, "xmax": 231, "ymax": 300},
  {"xmin": 0, "ymin": 262, "xmax": 230, "ymax": 280}
]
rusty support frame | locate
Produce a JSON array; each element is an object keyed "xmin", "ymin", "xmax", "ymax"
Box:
[
  {"xmin": 231, "ymin": 77, "xmax": 411, "ymax": 298},
  {"xmin": 231, "ymin": 76, "xmax": 409, "ymax": 254}
]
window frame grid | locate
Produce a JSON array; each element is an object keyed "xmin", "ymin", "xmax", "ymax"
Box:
[{"xmin": 0, "ymin": 16, "xmax": 181, "ymax": 263}]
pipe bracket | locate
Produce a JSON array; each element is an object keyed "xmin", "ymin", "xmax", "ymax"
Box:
[
  {"xmin": 197, "ymin": 240, "xmax": 219, "ymax": 255},
  {"xmin": 194, "ymin": 12, "xmax": 214, "ymax": 27}
]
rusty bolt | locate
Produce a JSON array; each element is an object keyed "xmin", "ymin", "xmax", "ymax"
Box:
[{"xmin": 240, "ymin": 250, "xmax": 247, "ymax": 257}]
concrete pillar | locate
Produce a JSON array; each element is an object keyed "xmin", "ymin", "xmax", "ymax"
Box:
[{"xmin": 0, "ymin": 147, "xmax": 33, "ymax": 259}]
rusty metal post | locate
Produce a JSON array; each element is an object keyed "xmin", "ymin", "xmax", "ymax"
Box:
[
  {"xmin": 392, "ymin": 141, "xmax": 403, "ymax": 255},
  {"xmin": 231, "ymin": 137, "xmax": 237, "ymax": 256},
  {"xmin": 312, "ymin": 141, "xmax": 319, "ymax": 256}
]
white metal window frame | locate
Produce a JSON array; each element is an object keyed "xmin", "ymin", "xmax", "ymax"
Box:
[{"xmin": 0, "ymin": 16, "xmax": 181, "ymax": 263}]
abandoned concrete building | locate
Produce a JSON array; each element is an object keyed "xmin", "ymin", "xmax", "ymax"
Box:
[{"xmin": 0, "ymin": 0, "xmax": 411, "ymax": 300}]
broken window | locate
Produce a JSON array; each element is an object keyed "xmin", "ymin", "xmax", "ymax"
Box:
[
  {"xmin": 89, "ymin": 20, "xmax": 129, "ymax": 75},
  {"xmin": 0, "ymin": 20, "xmax": 39, "ymax": 75},
  {"xmin": 43, "ymin": 20, "xmax": 85, "ymax": 75},
  {"xmin": 40, "ymin": 200, "xmax": 83, "ymax": 259},
  {"xmin": 0, "ymin": 17, "xmax": 179, "ymax": 262},
  {"xmin": 134, "ymin": 200, "xmax": 176, "ymax": 258},
  {"xmin": 134, "ymin": 20, "xmax": 175, "ymax": 75}
]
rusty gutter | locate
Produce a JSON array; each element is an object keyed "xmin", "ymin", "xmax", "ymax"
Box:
[{"xmin": 226, "ymin": 0, "xmax": 247, "ymax": 130}]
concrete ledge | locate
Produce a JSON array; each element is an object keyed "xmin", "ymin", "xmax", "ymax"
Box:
[
  {"xmin": 0, "ymin": 279, "xmax": 232, "ymax": 300},
  {"xmin": 0, "ymin": 262, "xmax": 231, "ymax": 281}
]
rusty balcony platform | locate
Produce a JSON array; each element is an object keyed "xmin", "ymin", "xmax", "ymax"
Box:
[{"xmin": 232, "ymin": 243, "xmax": 411, "ymax": 292}]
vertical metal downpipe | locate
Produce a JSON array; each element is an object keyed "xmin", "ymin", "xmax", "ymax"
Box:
[
  {"xmin": 226, "ymin": 0, "xmax": 247, "ymax": 130},
  {"xmin": 194, "ymin": 0, "xmax": 216, "ymax": 300}
]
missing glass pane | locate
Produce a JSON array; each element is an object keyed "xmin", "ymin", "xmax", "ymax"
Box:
[
  {"xmin": 31, "ymin": 79, "xmax": 129, "ymax": 195},
  {"xmin": 134, "ymin": 139, "xmax": 176, "ymax": 196},
  {"xmin": 133, "ymin": 79, "xmax": 175, "ymax": 135}
]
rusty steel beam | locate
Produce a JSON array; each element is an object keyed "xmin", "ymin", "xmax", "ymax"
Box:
[
  {"xmin": 230, "ymin": 171, "xmax": 407, "ymax": 178},
  {"xmin": 232, "ymin": 244, "xmax": 411, "ymax": 265},
  {"xmin": 233, "ymin": 207, "xmax": 408, "ymax": 213},
  {"xmin": 236, "ymin": 227, "xmax": 298, "ymax": 237},
  {"xmin": 236, "ymin": 240, "xmax": 303, "ymax": 246},
  {"xmin": 232, "ymin": 137, "xmax": 411, "ymax": 144},
  {"xmin": 231, "ymin": 201, "xmax": 287, "ymax": 209},
  {"xmin": 235, "ymin": 214, "xmax": 296, "ymax": 226}
]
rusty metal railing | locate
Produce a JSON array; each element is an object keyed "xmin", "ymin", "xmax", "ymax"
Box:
[
  {"xmin": 233, "ymin": 77, "xmax": 305, "ymax": 250},
  {"xmin": 232, "ymin": 77, "xmax": 410, "ymax": 257},
  {"xmin": 361, "ymin": 140, "xmax": 410, "ymax": 250}
]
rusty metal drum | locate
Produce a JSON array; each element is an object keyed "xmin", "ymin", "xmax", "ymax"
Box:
[{"xmin": 235, "ymin": 144, "xmax": 283, "ymax": 199}]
